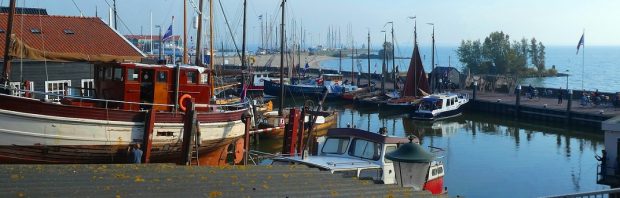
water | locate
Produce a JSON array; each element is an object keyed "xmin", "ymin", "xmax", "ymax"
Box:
[
  {"xmin": 319, "ymin": 46, "xmax": 620, "ymax": 92},
  {"xmin": 258, "ymin": 102, "xmax": 607, "ymax": 197}
]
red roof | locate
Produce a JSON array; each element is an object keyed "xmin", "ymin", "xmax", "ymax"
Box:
[{"xmin": 0, "ymin": 13, "xmax": 143, "ymax": 58}]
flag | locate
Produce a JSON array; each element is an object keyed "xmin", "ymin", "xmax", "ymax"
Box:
[
  {"xmin": 301, "ymin": 63, "xmax": 310, "ymax": 76},
  {"xmin": 576, "ymin": 33, "xmax": 584, "ymax": 55},
  {"xmin": 258, "ymin": 15, "xmax": 263, "ymax": 20},
  {"xmin": 162, "ymin": 24, "xmax": 173, "ymax": 41}
]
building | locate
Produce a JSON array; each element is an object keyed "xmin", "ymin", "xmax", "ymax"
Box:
[
  {"xmin": 0, "ymin": 9, "xmax": 144, "ymax": 100},
  {"xmin": 598, "ymin": 116, "xmax": 620, "ymax": 187},
  {"xmin": 431, "ymin": 66, "xmax": 464, "ymax": 90}
]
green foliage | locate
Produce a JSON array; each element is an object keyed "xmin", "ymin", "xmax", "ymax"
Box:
[{"xmin": 458, "ymin": 31, "xmax": 548, "ymax": 76}]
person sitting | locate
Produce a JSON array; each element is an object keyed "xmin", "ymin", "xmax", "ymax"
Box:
[{"xmin": 127, "ymin": 143, "xmax": 143, "ymax": 164}]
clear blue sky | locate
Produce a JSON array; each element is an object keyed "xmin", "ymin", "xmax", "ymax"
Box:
[{"xmin": 7, "ymin": 0, "xmax": 620, "ymax": 47}]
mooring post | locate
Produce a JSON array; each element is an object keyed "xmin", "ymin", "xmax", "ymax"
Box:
[
  {"xmin": 142, "ymin": 110, "xmax": 156, "ymax": 163},
  {"xmin": 472, "ymin": 81, "xmax": 477, "ymax": 101},
  {"xmin": 515, "ymin": 85, "xmax": 521, "ymax": 118},
  {"xmin": 298, "ymin": 106, "xmax": 307, "ymax": 157},
  {"xmin": 243, "ymin": 113, "xmax": 251, "ymax": 165},
  {"xmin": 180, "ymin": 99, "xmax": 196, "ymax": 165},
  {"xmin": 566, "ymin": 89, "xmax": 572, "ymax": 124}
]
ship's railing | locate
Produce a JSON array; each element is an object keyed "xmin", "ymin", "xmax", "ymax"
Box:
[
  {"xmin": 540, "ymin": 188, "xmax": 620, "ymax": 198},
  {"xmin": 0, "ymin": 84, "xmax": 249, "ymax": 111}
]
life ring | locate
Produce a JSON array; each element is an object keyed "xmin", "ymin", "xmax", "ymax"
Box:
[{"xmin": 179, "ymin": 94, "xmax": 192, "ymax": 112}]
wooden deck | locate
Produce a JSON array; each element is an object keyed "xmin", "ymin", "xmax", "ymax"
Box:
[{"xmin": 0, "ymin": 164, "xmax": 447, "ymax": 197}]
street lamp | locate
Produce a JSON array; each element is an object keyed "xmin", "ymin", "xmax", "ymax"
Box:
[
  {"xmin": 565, "ymin": 70, "xmax": 569, "ymax": 90},
  {"xmin": 155, "ymin": 25, "xmax": 163, "ymax": 61}
]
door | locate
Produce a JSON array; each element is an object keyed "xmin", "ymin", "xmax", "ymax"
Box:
[
  {"xmin": 140, "ymin": 69, "xmax": 155, "ymax": 109},
  {"xmin": 153, "ymin": 70, "xmax": 170, "ymax": 111}
]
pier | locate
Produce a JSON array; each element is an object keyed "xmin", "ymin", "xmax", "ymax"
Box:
[{"xmin": 0, "ymin": 164, "xmax": 444, "ymax": 197}]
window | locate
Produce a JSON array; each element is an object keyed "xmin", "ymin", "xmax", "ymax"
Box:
[
  {"xmin": 81, "ymin": 79, "xmax": 94, "ymax": 97},
  {"xmin": 113, "ymin": 67, "xmax": 122, "ymax": 81},
  {"xmin": 157, "ymin": 71, "xmax": 167, "ymax": 82},
  {"xmin": 127, "ymin": 69, "xmax": 138, "ymax": 81},
  {"xmin": 200, "ymin": 73, "xmax": 209, "ymax": 84},
  {"xmin": 384, "ymin": 146, "xmax": 397, "ymax": 163},
  {"xmin": 45, "ymin": 80, "xmax": 71, "ymax": 101},
  {"xmin": 9, "ymin": 81, "xmax": 33, "ymax": 97},
  {"xmin": 348, "ymin": 138, "xmax": 382, "ymax": 160},
  {"xmin": 322, "ymin": 137, "xmax": 350, "ymax": 154},
  {"xmin": 63, "ymin": 29, "xmax": 74, "ymax": 35},
  {"xmin": 30, "ymin": 28, "xmax": 41, "ymax": 34},
  {"xmin": 104, "ymin": 67, "xmax": 113, "ymax": 80},
  {"xmin": 187, "ymin": 71, "xmax": 197, "ymax": 84}
]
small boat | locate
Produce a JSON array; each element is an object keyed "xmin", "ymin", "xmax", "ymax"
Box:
[
  {"xmin": 272, "ymin": 128, "xmax": 445, "ymax": 195},
  {"xmin": 246, "ymin": 71, "xmax": 279, "ymax": 92},
  {"xmin": 257, "ymin": 109, "xmax": 338, "ymax": 139},
  {"xmin": 263, "ymin": 74, "xmax": 346, "ymax": 99},
  {"xmin": 410, "ymin": 93, "xmax": 469, "ymax": 121}
]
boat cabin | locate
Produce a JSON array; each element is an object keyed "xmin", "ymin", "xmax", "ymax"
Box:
[
  {"xmin": 322, "ymin": 74, "xmax": 343, "ymax": 83},
  {"xmin": 273, "ymin": 128, "xmax": 415, "ymax": 184},
  {"xmin": 64, "ymin": 62, "xmax": 211, "ymax": 112},
  {"xmin": 418, "ymin": 93, "xmax": 466, "ymax": 111}
]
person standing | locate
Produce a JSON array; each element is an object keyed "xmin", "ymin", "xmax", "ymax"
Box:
[
  {"xmin": 127, "ymin": 143, "xmax": 143, "ymax": 164},
  {"xmin": 557, "ymin": 87, "xmax": 563, "ymax": 105}
]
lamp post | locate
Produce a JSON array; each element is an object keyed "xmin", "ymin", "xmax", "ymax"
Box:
[
  {"xmin": 155, "ymin": 25, "xmax": 163, "ymax": 61},
  {"xmin": 565, "ymin": 70, "xmax": 569, "ymax": 91}
]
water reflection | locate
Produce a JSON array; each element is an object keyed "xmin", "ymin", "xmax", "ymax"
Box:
[{"xmin": 262, "ymin": 101, "xmax": 607, "ymax": 197}]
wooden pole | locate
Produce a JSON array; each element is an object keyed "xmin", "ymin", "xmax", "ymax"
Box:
[
  {"xmin": 2, "ymin": 0, "xmax": 16, "ymax": 84},
  {"xmin": 278, "ymin": 0, "xmax": 286, "ymax": 116},
  {"xmin": 195, "ymin": 0, "xmax": 204, "ymax": 66},
  {"xmin": 209, "ymin": 0, "xmax": 215, "ymax": 100},
  {"xmin": 183, "ymin": 0, "xmax": 188, "ymax": 64}
]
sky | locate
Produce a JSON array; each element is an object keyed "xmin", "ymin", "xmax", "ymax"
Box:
[{"xmin": 6, "ymin": 0, "xmax": 620, "ymax": 48}]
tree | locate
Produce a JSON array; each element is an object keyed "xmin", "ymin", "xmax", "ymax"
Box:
[
  {"xmin": 457, "ymin": 32, "xmax": 546, "ymax": 76},
  {"xmin": 378, "ymin": 42, "xmax": 394, "ymax": 59},
  {"xmin": 537, "ymin": 42, "xmax": 546, "ymax": 71}
]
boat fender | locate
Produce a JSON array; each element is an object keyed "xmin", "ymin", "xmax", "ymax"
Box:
[{"xmin": 179, "ymin": 94, "xmax": 192, "ymax": 112}]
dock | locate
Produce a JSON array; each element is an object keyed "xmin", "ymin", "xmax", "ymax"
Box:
[
  {"xmin": 468, "ymin": 90, "xmax": 617, "ymax": 129},
  {"xmin": 0, "ymin": 164, "xmax": 445, "ymax": 197}
]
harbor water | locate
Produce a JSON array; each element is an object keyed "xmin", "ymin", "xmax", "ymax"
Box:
[
  {"xmin": 318, "ymin": 46, "xmax": 620, "ymax": 92},
  {"xmin": 259, "ymin": 101, "xmax": 608, "ymax": 198}
]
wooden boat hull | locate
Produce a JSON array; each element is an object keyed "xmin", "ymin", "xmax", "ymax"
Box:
[
  {"xmin": 261, "ymin": 113, "xmax": 337, "ymax": 139},
  {"xmin": 0, "ymin": 94, "xmax": 246, "ymax": 164}
]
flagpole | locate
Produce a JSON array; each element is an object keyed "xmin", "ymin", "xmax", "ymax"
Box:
[
  {"xmin": 582, "ymin": 29, "xmax": 585, "ymax": 91},
  {"xmin": 172, "ymin": 16, "xmax": 176, "ymax": 65}
]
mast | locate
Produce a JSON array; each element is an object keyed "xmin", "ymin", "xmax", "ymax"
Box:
[
  {"xmin": 209, "ymin": 0, "xmax": 215, "ymax": 99},
  {"xmin": 339, "ymin": 50, "xmax": 342, "ymax": 73},
  {"xmin": 381, "ymin": 31, "xmax": 386, "ymax": 94},
  {"xmin": 414, "ymin": 19, "xmax": 418, "ymax": 97},
  {"xmin": 241, "ymin": 0, "xmax": 248, "ymax": 94},
  {"xmin": 113, "ymin": 0, "xmax": 117, "ymax": 30},
  {"xmin": 367, "ymin": 30, "xmax": 371, "ymax": 88},
  {"xmin": 195, "ymin": 0, "xmax": 204, "ymax": 66},
  {"xmin": 431, "ymin": 25, "xmax": 435, "ymax": 93},
  {"xmin": 2, "ymin": 0, "xmax": 16, "ymax": 85},
  {"xmin": 278, "ymin": 0, "xmax": 286, "ymax": 116},
  {"xmin": 183, "ymin": 0, "xmax": 188, "ymax": 64},
  {"xmin": 390, "ymin": 23, "xmax": 396, "ymax": 91}
]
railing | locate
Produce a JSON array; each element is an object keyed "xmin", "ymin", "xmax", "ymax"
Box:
[
  {"xmin": 540, "ymin": 188, "xmax": 620, "ymax": 198},
  {"xmin": 0, "ymin": 84, "xmax": 250, "ymax": 111}
]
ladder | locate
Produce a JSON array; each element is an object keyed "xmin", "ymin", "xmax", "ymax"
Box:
[{"xmin": 189, "ymin": 120, "xmax": 201, "ymax": 166}]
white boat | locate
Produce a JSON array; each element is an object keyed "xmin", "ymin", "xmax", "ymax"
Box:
[
  {"xmin": 410, "ymin": 93, "xmax": 469, "ymax": 121},
  {"xmin": 272, "ymin": 128, "xmax": 445, "ymax": 194}
]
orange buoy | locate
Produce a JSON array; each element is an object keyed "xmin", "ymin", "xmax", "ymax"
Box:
[{"xmin": 179, "ymin": 94, "xmax": 192, "ymax": 111}]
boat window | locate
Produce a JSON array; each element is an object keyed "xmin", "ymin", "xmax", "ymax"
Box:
[
  {"xmin": 157, "ymin": 71, "xmax": 167, "ymax": 82},
  {"xmin": 384, "ymin": 145, "xmax": 397, "ymax": 163},
  {"xmin": 348, "ymin": 138, "xmax": 382, "ymax": 160},
  {"xmin": 432, "ymin": 169, "xmax": 437, "ymax": 176},
  {"xmin": 113, "ymin": 67, "xmax": 123, "ymax": 81},
  {"xmin": 200, "ymin": 73, "xmax": 208, "ymax": 84},
  {"xmin": 322, "ymin": 137, "xmax": 350, "ymax": 154},
  {"xmin": 127, "ymin": 69, "xmax": 138, "ymax": 81},
  {"xmin": 438, "ymin": 167, "xmax": 443, "ymax": 174},
  {"xmin": 187, "ymin": 71, "xmax": 197, "ymax": 84}
]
